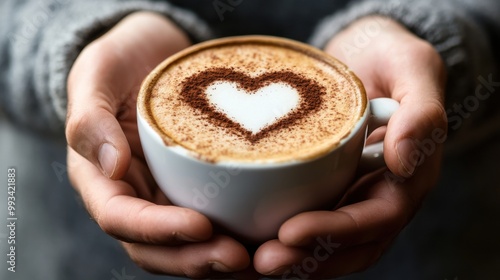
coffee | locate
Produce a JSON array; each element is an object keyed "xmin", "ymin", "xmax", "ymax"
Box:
[{"xmin": 139, "ymin": 36, "xmax": 366, "ymax": 163}]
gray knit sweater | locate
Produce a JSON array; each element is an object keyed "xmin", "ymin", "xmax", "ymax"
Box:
[{"xmin": 1, "ymin": 0, "xmax": 499, "ymax": 149}]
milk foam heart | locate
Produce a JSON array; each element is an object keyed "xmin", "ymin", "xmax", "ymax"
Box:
[{"xmin": 206, "ymin": 81, "xmax": 300, "ymax": 134}]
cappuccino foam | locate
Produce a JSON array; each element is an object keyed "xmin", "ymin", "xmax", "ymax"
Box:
[
  {"xmin": 206, "ymin": 80, "xmax": 299, "ymax": 135},
  {"xmin": 141, "ymin": 37, "xmax": 366, "ymax": 163}
]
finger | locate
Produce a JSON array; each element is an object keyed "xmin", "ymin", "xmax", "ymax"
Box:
[
  {"xmin": 365, "ymin": 126, "xmax": 387, "ymax": 145},
  {"xmin": 255, "ymin": 238, "xmax": 391, "ymax": 278},
  {"xmin": 383, "ymin": 42, "xmax": 448, "ymax": 178},
  {"xmin": 121, "ymin": 155, "xmax": 165, "ymax": 202},
  {"xmin": 68, "ymin": 147, "xmax": 213, "ymax": 244},
  {"xmin": 66, "ymin": 103, "xmax": 131, "ymax": 179},
  {"xmin": 278, "ymin": 205, "xmax": 400, "ymax": 250},
  {"xmin": 254, "ymin": 239, "xmax": 306, "ymax": 275},
  {"xmin": 122, "ymin": 235, "xmax": 250, "ymax": 278},
  {"xmin": 277, "ymin": 171, "xmax": 413, "ymax": 248}
]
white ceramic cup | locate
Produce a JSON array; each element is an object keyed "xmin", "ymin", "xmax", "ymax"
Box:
[{"xmin": 137, "ymin": 37, "xmax": 399, "ymax": 242}]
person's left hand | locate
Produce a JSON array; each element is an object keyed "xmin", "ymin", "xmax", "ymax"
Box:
[
  {"xmin": 253, "ymin": 16, "xmax": 448, "ymax": 278},
  {"xmin": 65, "ymin": 12, "xmax": 250, "ymax": 278}
]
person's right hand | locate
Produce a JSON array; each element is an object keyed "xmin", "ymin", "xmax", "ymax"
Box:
[
  {"xmin": 65, "ymin": 12, "xmax": 250, "ymax": 278},
  {"xmin": 252, "ymin": 16, "xmax": 447, "ymax": 278}
]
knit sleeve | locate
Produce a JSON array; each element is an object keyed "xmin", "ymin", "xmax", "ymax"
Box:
[{"xmin": 0, "ymin": 0, "xmax": 214, "ymax": 133}]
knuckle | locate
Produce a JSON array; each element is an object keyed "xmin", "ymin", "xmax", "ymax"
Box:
[
  {"xmin": 99, "ymin": 217, "xmax": 136, "ymax": 244},
  {"xmin": 96, "ymin": 200, "xmax": 119, "ymax": 239},
  {"xmin": 422, "ymin": 99, "xmax": 448, "ymax": 132},
  {"xmin": 409, "ymin": 39, "xmax": 435, "ymax": 55},
  {"xmin": 65, "ymin": 112, "xmax": 87, "ymax": 147},
  {"xmin": 96, "ymin": 213, "xmax": 122, "ymax": 242},
  {"xmin": 410, "ymin": 40, "xmax": 446, "ymax": 76},
  {"xmin": 65, "ymin": 110, "xmax": 106, "ymax": 161},
  {"xmin": 389, "ymin": 39, "xmax": 445, "ymax": 78},
  {"xmin": 404, "ymin": 39, "xmax": 439, "ymax": 62},
  {"xmin": 98, "ymin": 219, "xmax": 115, "ymax": 237}
]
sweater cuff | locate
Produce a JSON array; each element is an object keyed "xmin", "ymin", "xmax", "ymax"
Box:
[
  {"xmin": 43, "ymin": 1, "xmax": 214, "ymax": 127},
  {"xmin": 309, "ymin": 0, "xmax": 465, "ymax": 70}
]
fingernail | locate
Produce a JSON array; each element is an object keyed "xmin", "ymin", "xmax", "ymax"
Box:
[
  {"xmin": 98, "ymin": 143, "xmax": 117, "ymax": 178},
  {"xmin": 396, "ymin": 138, "xmax": 420, "ymax": 178}
]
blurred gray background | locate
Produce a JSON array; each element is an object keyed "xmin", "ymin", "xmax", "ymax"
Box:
[{"xmin": 0, "ymin": 113, "xmax": 499, "ymax": 280}]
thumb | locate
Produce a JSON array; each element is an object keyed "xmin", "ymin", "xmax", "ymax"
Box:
[
  {"xmin": 383, "ymin": 77, "xmax": 447, "ymax": 179},
  {"xmin": 65, "ymin": 87, "xmax": 131, "ymax": 180}
]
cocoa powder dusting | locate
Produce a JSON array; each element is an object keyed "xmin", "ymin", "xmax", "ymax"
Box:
[{"xmin": 179, "ymin": 67, "xmax": 326, "ymax": 143}]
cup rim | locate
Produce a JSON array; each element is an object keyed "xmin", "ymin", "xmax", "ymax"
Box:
[{"xmin": 137, "ymin": 35, "xmax": 368, "ymax": 168}]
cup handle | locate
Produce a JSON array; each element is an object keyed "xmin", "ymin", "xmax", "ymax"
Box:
[{"xmin": 359, "ymin": 98, "xmax": 400, "ymax": 173}]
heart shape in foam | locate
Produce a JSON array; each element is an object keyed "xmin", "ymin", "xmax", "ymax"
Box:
[
  {"xmin": 180, "ymin": 68, "xmax": 326, "ymax": 143},
  {"xmin": 206, "ymin": 82, "xmax": 300, "ymax": 134}
]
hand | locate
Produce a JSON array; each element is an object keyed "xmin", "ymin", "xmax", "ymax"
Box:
[
  {"xmin": 253, "ymin": 16, "xmax": 447, "ymax": 278},
  {"xmin": 65, "ymin": 12, "xmax": 249, "ymax": 278}
]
